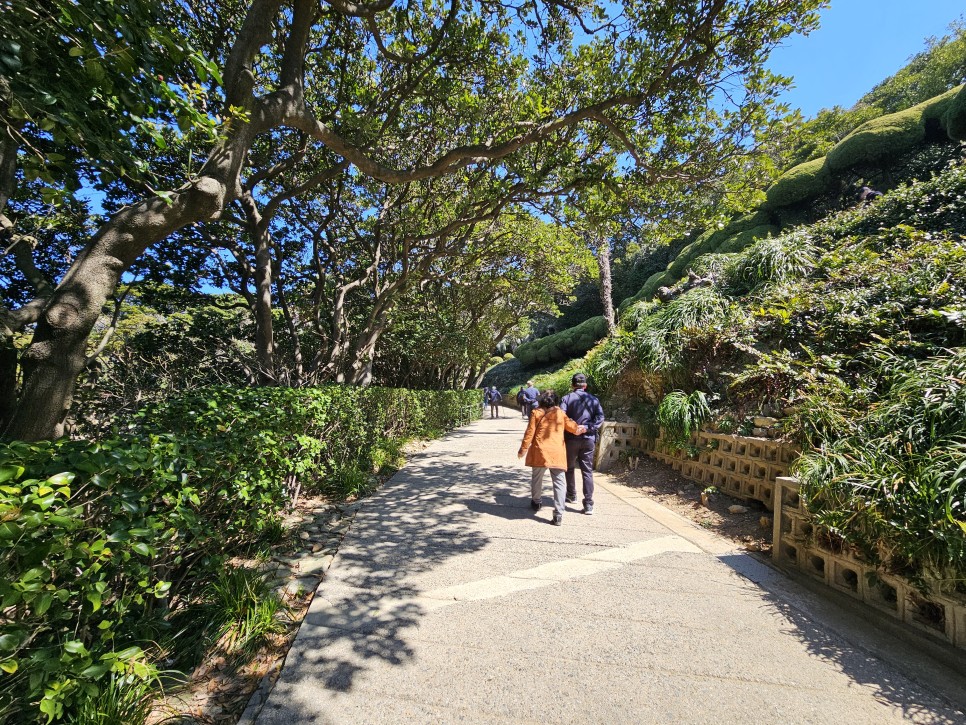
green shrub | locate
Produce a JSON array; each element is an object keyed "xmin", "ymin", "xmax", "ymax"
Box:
[
  {"xmin": 763, "ymin": 157, "xmax": 833, "ymax": 209},
  {"xmin": 0, "ymin": 385, "xmax": 480, "ymax": 722},
  {"xmin": 794, "ymin": 349, "xmax": 966, "ymax": 588},
  {"xmin": 825, "ymin": 88, "xmax": 961, "ymax": 172},
  {"xmin": 0, "ymin": 440, "xmax": 205, "ymax": 723},
  {"xmin": 618, "ymin": 220, "xmax": 757, "ymax": 313},
  {"xmin": 944, "ymin": 85, "xmax": 966, "ymax": 141},
  {"xmin": 523, "ymin": 358, "xmax": 590, "ymax": 398},
  {"xmin": 513, "ymin": 316, "xmax": 608, "ymax": 368}
]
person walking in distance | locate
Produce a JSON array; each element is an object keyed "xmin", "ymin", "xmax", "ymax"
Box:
[
  {"xmin": 518, "ymin": 390, "xmax": 586, "ymax": 526},
  {"xmin": 485, "ymin": 386, "xmax": 503, "ymax": 418},
  {"xmin": 521, "ymin": 380, "xmax": 539, "ymax": 418},
  {"xmin": 560, "ymin": 373, "xmax": 605, "ymax": 514}
]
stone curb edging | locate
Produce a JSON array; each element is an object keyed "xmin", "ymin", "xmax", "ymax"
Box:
[{"xmin": 235, "ymin": 501, "xmax": 362, "ymax": 724}]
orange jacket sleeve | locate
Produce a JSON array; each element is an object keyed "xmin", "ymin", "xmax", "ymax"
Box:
[
  {"xmin": 519, "ymin": 409, "xmax": 540, "ymax": 455},
  {"xmin": 564, "ymin": 415, "xmax": 580, "ymax": 435}
]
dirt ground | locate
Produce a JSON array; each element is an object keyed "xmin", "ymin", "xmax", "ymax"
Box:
[{"xmin": 609, "ymin": 456, "xmax": 773, "ymax": 554}]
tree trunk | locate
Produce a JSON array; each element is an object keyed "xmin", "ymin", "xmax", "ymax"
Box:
[
  {"xmin": 597, "ymin": 236, "xmax": 616, "ymax": 335},
  {"xmin": 0, "ymin": 79, "xmax": 17, "ymax": 215},
  {"xmin": 346, "ymin": 326, "xmax": 384, "ymax": 386},
  {"xmin": 4, "ymin": 174, "xmax": 238, "ymax": 441},
  {"xmin": 239, "ymin": 192, "xmax": 276, "ymax": 385},
  {"xmin": 0, "ymin": 340, "xmax": 16, "ymax": 431},
  {"xmin": 277, "ymin": 280, "xmax": 303, "ymax": 386},
  {"xmin": 2, "ymin": 0, "xmax": 283, "ymax": 440}
]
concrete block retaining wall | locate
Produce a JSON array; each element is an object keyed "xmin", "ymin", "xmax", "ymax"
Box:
[
  {"xmin": 596, "ymin": 422, "xmax": 966, "ymax": 650},
  {"xmin": 594, "ymin": 422, "xmax": 797, "ymax": 511},
  {"xmin": 772, "ymin": 477, "xmax": 966, "ymax": 651}
]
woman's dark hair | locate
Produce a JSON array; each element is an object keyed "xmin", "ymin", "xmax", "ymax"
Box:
[{"xmin": 538, "ymin": 390, "xmax": 559, "ymax": 408}]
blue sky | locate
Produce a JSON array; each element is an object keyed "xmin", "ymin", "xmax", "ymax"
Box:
[{"xmin": 768, "ymin": 1, "xmax": 965, "ymax": 118}]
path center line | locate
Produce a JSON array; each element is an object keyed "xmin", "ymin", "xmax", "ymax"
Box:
[{"xmin": 420, "ymin": 534, "xmax": 701, "ymax": 603}]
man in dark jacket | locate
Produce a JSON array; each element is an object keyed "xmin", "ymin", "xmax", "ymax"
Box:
[
  {"xmin": 560, "ymin": 373, "xmax": 605, "ymax": 514},
  {"xmin": 485, "ymin": 386, "xmax": 503, "ymax": 418},
  {"xmin": 521, "ymin": 380, "xmax": 539, "ymax": 418}
]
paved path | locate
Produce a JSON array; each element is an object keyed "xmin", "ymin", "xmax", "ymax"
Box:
[{"xmin": 255, "ymin": 415, "xmax": 966, "ymax": 724}]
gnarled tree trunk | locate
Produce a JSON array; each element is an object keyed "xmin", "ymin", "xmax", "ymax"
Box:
[
  {"xmin": 5, "ymin": 175, "xmax": 238, "ymax": 440},
  {"xmin": 239, "ymin": 192, "xmax": 277, "ymax": 385}
]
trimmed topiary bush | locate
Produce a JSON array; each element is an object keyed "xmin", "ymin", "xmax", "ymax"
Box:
[
  {"xmin": 944, "ymin": 85, "xmax": 966, "ymax": 141},
  {"xmin": 717, "ymin": 225, "xmax": 779, "ymax": 254},
  {"xmin": 666, "ymin": 228, "xmax": 729, "ymax": 277},
  {"xmin": 727, "ymin": 210, "xmax": 773, "ymax": 233},
  {"xmin": 619, "ymin": 212, "xmax": 777, "ymax": 314},
  {"xmin": 826, "ymin": 88, "xmax": 961, "ymax": 172},
  {"xmin": 618, "ymin": 271, "xmax": 670, "ymax": 312},
  {"xmin": 763, "ymin": 157, "xmax": 833, "ymax": 209},
  {"xmin": 513, "ymin": 316, "xmax": 608, "ymax": 368}
]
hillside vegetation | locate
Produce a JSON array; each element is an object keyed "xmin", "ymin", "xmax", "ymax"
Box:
[
  {"xmin": 509, "ymin": 82, "xmax": 966, "ymax": 372},
  {"xmin": 507, "ymin": 81, "xmax": 966, "ymax": 589}
]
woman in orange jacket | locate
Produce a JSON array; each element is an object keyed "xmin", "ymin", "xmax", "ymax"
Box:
[{"xmin": 518, "ymin": 390, "xmax": 586, "ymax": 526}]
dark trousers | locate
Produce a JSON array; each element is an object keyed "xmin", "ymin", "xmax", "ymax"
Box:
[
  {"xmin": 565, "ymin": 437, "xmax": 596, "ymax": 505},
  {"xmin": 489, "ymin": 404, "xmax": 500, "ymax": 418}
]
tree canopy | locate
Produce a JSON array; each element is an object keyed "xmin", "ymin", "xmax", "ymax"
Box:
[{"xmin": 1, "ymin": 0, "xmax": 826, "ymax": 440}]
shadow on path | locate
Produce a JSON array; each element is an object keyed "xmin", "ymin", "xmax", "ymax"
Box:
[
  {"xmin": 256, "ymin": 419, "xmax": 966, "ymax": 724},
  {"xmin": 716, "ymin": 553, "xmax": 966, "ymax": 722},
  {"xmin": 261, "ymin": 455, "xmax": 531, "ymax": 715}
]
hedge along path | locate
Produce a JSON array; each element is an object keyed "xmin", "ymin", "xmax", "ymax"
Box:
[
  {"xmin": 152, "ymin": 497, "xmax": 361, "ymax": 724},
  {"xmin": 250, "ymin": 415, "xmax": 966, "ymax": 724},
  {"xmin": 0, "ymin": 386, "xmax": 481, "ymax": 723}
]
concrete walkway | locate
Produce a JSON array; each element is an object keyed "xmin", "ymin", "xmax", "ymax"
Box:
[{"xmin": 254, "ymin": 415, "xmax": 966, "ymax": 724}]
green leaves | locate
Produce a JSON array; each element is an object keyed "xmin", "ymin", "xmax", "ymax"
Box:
[
  {"xmin": 2, "ymin": 0, "xmax": 219, "ymax": 195},
  {"xmin": 657, "ymin": 390, "xmax": 712, "ymax": 453},
  {"xmin": 0, "ymin": 384, "xmax": 479, "ymax": 721}
]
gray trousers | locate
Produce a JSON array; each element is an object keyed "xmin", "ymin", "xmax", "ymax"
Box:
[{"xmin": 531, "ymin": 467, "xmax": 567, "ymax": 516}]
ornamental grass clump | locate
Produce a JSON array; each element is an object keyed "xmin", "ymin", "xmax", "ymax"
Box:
[
  {"xmin": 585, "ymin": 334, "xmax": 634, "ymax": 396},
  {"xmin": 73, "ymin": 672, "xmax": 159, "ymax": 725},
  {"xmin": 206, "ymin": 567, "xmax": 289, "ymax": 658},
  {"xmin": 794, "ymin": 348, "xmax": 966, "ymax": 590},
  {"xmin": 724, "ymin": 231, "xmax": 817, "ymax": 293},
  {"xmin": 632, "ymin": 286, "xmax": 743, "ymax": 384},
  {"xmin": 657, "ymin": 390, "xmax": 712, "ymax": 453}
]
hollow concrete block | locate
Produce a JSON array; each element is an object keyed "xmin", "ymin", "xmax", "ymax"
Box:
[
  {"xmin": 803, "ymin": 547, "xmax": 831, "ymax": 584},
  {"xmin": 830, "ymin": 555, "xmax": 863, "ymax": 599}
]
